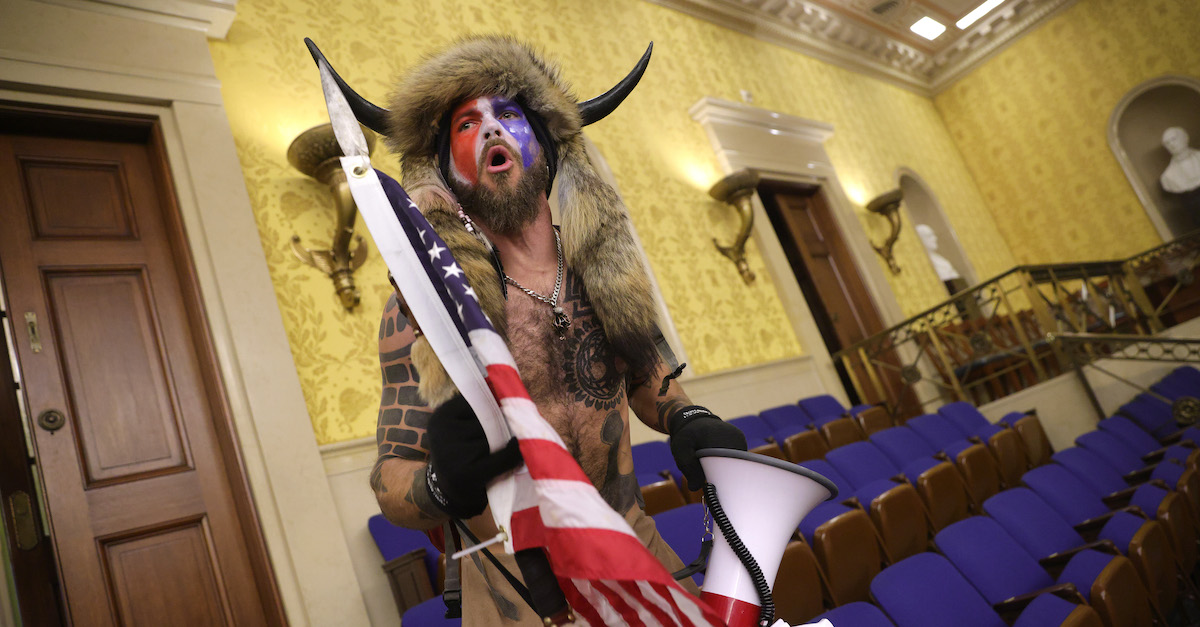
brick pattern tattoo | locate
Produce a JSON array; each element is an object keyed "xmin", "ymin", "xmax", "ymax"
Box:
[{"xmin": 371, "ymin": 294, "xmax": 436, "ymax": 518}]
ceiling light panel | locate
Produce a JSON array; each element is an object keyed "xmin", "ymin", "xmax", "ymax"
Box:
[
  {"xmin": 910, "ymin": 16, "xmax": 947, "ymax": 40},
  {"xmin": 957, "ymin": 0, "xmax": 1006, "ymax": 29}
]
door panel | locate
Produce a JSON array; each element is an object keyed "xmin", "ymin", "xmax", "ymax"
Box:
[
  {"xmin": 0, "ymin": 110, "xmax": 280, "ymax": 625},
  {"xmin": 47, "ymin": 269, "xmax": 189, "ymax": 485}
]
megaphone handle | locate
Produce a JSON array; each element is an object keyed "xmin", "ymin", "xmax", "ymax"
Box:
[{"xmin": 704, "ymin": 483, "xmax": 775, "ymax": 627}]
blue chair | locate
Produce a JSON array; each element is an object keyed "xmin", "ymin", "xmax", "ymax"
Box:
[
  {"xmin": 759, "ymin": 404, "xmax": 813, "ymax": 440},
  {"xmin": 369, "ymin": 514, "xmax": 441, "ymax": 591},
  {"xmin": 729, "ymin": 414, "xmax": 786, "ymax": 458},
  {"xmin": 402, "ymin": 595, "xmax": 461, "ymax": 626},
  {"xmin": 1022, "ymin": 464, "xmax": 1197, "ymax": 575},
  {"xmin": 938, "ymin": 401, "xmax": 1004, "ymax": 440},
  {"xmin": 829, "ymin": 440, "xmax": 967, "ymax": 534},
  {"xmin": 906, "ymin": 413, "xmax": 970, "ymax": 452},
  {"xmin": 797, "ymin": 394, "xmax": 849, "ymax": 426},
  {"xmin": 985, "ymin": 487, "xmax": 1177, "ymax": 618},
  {"xmin": 1118, "ymin": 394, "xmax": 1177, "ymax": 440},
  {"xmin": 650, "ymin": 503, "xmax": 706, "ymax": 585},
  {"xmin": 816, "ymin": 601, "xmax": 894, "ymax": 626},
  {"xmin": 821, "ymin": 445, "xmax": 935, "ymax": 563},
  {"xmin": 1097, "ymin": 415, "xmax": 1198, "ymax": 468},
  {"xmin": 870, "ymin": 553, "xmax": 1101, "ymax": 627},
  {"xmin": 935, "ymin": 516, "xmax": 1154, "ymax": 627},
  {"xmin": 798, "ymin": 459, "xmax": 885, "ymax": 606}
]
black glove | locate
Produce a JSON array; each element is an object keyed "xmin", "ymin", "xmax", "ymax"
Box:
[
  {"xmin": 426, "ymin": 394, "xmax": 523, "ymax": 519},
  {"xmin": 667, "ymin": 405, "xmax": 748, "ymax": 490}
]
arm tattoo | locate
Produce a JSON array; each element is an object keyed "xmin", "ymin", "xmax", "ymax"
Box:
[
  {"xmin": 655, "ymin": 398, "xmax": 688, "ymax": 433},
  {"xmin": 405, "ymin": 465, "xmax": 442, "ymax": 520}
]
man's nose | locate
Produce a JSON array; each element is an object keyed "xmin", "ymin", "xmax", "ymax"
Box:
[{"xmin": 480, "ymin": 114, "xmax": 505, "ymax": 140}]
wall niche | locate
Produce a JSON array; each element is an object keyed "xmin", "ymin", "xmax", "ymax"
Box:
[{"xmin": 1109, "ymin": 75, "xmax": 1200, "ymax": 240}]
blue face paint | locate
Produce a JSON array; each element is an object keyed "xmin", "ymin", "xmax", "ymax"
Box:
[{"xmin": 489, "ymin": 97, "xmax": 538, "ymax": 169}]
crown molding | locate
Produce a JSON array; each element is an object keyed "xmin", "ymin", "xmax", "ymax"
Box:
[
  {"xmin": 647, "ymin": 0, "xmax": 1078, "ymax": 96},
  {"xmin": 35, "ymin": 0, "xmax": 237, "ymax": 39}
]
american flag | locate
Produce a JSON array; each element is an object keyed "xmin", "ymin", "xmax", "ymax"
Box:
[{"xmin": 357, "ymin": 166, "xmax": 724, "ymax": 626}]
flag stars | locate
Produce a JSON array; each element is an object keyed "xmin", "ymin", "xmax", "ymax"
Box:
[
  {"xmin": 428, "ymin": 242, "xmax": 446, "ymax": 262},
  {"xmin": 463, "ymin": 285, "xmax": 478, "ymax": 301},
  {"xmin": 443, "ymin": 262, "xmax": 464, "ymax": 279},
  {"xmin": 417, "ymin": 228, "xmax": 427, "ymax": 243}
]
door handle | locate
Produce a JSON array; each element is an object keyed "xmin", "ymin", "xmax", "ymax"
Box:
[
  {"xmin": 24, "ymin": 312, "xmax": 41, "ymax": 354},
  {"xmin": 8, "ymin": 491, "xmax": 38, "ymax": 550}
]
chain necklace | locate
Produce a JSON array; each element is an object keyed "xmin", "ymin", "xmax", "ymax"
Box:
[{"xmin": 503, "ymin": 230, "xmax": 570, "ymax": 340}]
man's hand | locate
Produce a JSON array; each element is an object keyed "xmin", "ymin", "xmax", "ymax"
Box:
[
  {"xmin": 426, "ymin": 394, "xmax": 523, "ymax": 519},
  {"xmin": 667, "ymin": 406, "xmax": 748, "ymax": 490}
]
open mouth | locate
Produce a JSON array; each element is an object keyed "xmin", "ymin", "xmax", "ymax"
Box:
[{"xmin": 484, "ymin": 145, "xmax": 514, "ymax": 174}]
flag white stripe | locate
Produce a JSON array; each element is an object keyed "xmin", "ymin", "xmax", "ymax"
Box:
[
  {"xmin": 669, "ymin": 587, "xmax": 710, "ymax": 626},
  {"xmin": 574, "ymin": 579, "xmax": 630, "ymax": 627},
  {"xmin": 468, "ymin": 328, "xmax": 518, "ymax": 369},
  {"xmin": 636, "ymin": 581, "xmax": 679, "ymax": 624},
  {"xmin": 498, "ymin": 397, "xmax": 567, "ymax": 444},
  {"xmin": 534, "ymin": 480, "xmax": 641, "ymax": 534},
  {"xmin": 601, "ymin": 579, "xmax": 664, "ymax": 627}
]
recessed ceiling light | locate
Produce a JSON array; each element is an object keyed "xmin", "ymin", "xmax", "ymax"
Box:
[
  {"xmin": 910, "ymin": 16, "xmax": 946, "ymax": 40},
  {"xmin": 957, "ymin": 0, "xmax": 1005, "ymax": 29}
]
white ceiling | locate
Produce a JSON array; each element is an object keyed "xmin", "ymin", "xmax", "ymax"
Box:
[{"xmin": 647, "ymin": 0, "xmax": 1080, "ymax": 95}]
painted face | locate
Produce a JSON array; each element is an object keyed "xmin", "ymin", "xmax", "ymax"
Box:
[{"xmin": 448, "ymin": 96, "xmax": 540, "ymax": 187}]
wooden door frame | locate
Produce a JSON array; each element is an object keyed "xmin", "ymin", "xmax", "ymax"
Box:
[
  {"xmin": 690, "ymin": 97, "xmax": 908, "ymax": 404},
  {"xmin": 1, "ymin": 3, "xmax": 372, "ymax": 625},
  {"xmin": 0, "ymin": 102, "xmax": 287, "ymax": 625}
]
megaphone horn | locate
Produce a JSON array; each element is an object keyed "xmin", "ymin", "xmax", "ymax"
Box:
[{"xmin": 696, "ymin": 449, "xmax": 838, "ymax": 627}]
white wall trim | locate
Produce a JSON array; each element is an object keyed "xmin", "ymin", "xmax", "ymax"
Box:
[{"xmin": 0, "ymin": 2, "xmax": 370, "ymax": 625}]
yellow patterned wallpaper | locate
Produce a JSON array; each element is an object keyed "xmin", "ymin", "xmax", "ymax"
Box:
[
  {"xmin": 935, "ymin": 0, "xmax": 1200, "ymax": 264},
  {"xmin": 209, "ymin": 0, "xmax": 1009, "ymax": 444}
]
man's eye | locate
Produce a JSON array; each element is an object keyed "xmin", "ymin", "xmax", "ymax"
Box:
[
  {"xmin": 459, "ymin": 121, "xmax": 476, "ymax": 132},
  {"xmin": 500, "ymin": 111, "xmax": 519, "ymax": 120}
]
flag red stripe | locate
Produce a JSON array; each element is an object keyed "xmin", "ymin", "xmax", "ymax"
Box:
[
  {"xmin": 485, "ymin": 363, "xmax": 531, "ymax": 401},
  {"xmin": 559, "ymin": 578, "xmax": 606, "ymax": 627},
  {"xmin": 517, "ymin": 439, "xmax": 594, "ymax": 483}
]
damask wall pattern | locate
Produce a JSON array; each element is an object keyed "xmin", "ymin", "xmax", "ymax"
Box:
[
  {"xmin": 209, "ymin": 0, "xmax": 1012, "ymax": 444},
  {"xmin": 935, "ymin": 0, "xmax": 1200, "ymax": 264}
]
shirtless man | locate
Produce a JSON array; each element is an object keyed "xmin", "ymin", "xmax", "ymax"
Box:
[{"xmin": 356, "ymin": 36, "xmax": 746, "ymax": 625}]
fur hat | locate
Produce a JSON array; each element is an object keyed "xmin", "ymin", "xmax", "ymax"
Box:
[{"xmin": 307, "ymin": 36, "xmax": 660, "ymax": 404}]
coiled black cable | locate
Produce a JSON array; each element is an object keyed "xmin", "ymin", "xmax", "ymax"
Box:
[{"xmin": 703, "ymin": 483, "xmax": 774, "ymax": 627}]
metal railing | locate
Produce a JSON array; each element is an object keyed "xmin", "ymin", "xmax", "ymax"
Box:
[{"xmin": 834, "ymin": 231, "xmax": 1200, "ymax": 419}]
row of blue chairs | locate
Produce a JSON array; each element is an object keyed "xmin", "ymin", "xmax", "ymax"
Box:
[{"xmin": 644, "ymin": 370, "xmax": 1200, "ymax": 626}]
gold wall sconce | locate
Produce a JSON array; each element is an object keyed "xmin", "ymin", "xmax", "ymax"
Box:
[
  {"xmin": 867, "ymin": 188, "xmax": 904, "ymax": 275},
  {"xmin": 708, "ymin": 168, "xmax": 761, "ymax": 285},
  {"xmin": 287, "ymin": 123, "xmax": 376, "ymax": 310}
]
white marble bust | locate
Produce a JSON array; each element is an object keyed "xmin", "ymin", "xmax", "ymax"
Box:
[
  {"xmin": 1160, "ymin": 127, "xmax": 1200, "ymax": 194},
  {"xmin": 916, "ymin": 224, "xmax": 961, "ymax": 282}
]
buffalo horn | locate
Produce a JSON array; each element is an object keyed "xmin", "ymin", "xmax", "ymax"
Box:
[
  {"xmin": 578, "ymin": 43, "xmax": 653, "ymax": 126},
  {"xmin": 304, "ymin": 38, "xmax": 391, "ymax": 135}
]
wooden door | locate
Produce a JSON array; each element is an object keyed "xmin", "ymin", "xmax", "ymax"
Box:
[
  {"xmin": 0, "ymin": 106, "xmax": 284, "ymax": 626},
  {"xmin": 759, "ymin": 183, "xmax": 899, "ymax": 409}
]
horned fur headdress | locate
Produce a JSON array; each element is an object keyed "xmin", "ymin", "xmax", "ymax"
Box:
[{"xmin": 308, "ymin": 36, "xmax": 660, "ymax": 404}]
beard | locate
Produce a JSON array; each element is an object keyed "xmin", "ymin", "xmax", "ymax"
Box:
[{"xmin": 450, "ymin": 141, "xmax": 548, "ymax": 236}]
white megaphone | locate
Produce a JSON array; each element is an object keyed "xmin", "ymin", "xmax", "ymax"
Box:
[{"xmin": 696, "ymin": 448, "xmax": 838, "ymax": 627}]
